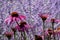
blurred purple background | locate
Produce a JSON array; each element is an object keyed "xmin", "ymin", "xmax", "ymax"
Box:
[{"xmin": 0, "ymin": 0, "xmax": 60, "ymax": 40}]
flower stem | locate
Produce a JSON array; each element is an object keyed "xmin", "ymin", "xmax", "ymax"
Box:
[
  {"xmin": 52, "ymin": 23, "xmax": 56, "ymax": 40},
  {"xmin": 15, "ymin": 18, "xmax": 20, "ymax": 26},
  {"xmin": 14, "ymin": 32, "xmax": 16, "ymax": 40},
  {"xmin": 43, "ymin": 21, "xmax": 46, "ymax": 40},
  {"xmin": 8, "ymin": 38, "xmax": 11, "ymax": 40},
  {"xmin": 48, "ymin": 35, "xmax": 51, "ymax": 40},
  {"xmin": 23, "ymin": 31, "xmax": 27, "ymax": 40},
  {"xmin": 57, "ymin": 33, "xmax": 59, "ymax": 40},
  {"xmin": 21, "ymin": 31, "xmax": 27, "ymax": 40},
  {"xmin": 21, "ymin": 31, "xmax": 23, "ymax": 40}
]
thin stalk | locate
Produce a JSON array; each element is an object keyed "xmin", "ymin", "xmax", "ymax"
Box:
[
  {"xmin": 21, "ymin": 31, "xmax": 23, "ymax": 40},
  {"xmin": 43, "ymin": 21, "xmax": 46, "ymax": 40},
  {"xmin": 57, "ymin": 34, "xmax": 59, "ymax": 40},
  {"xmin": 8, "ymin": 39, "xmax": 11, "ymax": 40},
  {"xmin": 47, "ymin": 35, "xmax": 50, "ymax": 40},
  {"xmin": 15, "ymin": 19, "xmax": 20, "ymax": 40},
  {"xmin": 8, "ymin": 37, "xmax": 11, "ymax": 40},
  {"xmin": 21, "ymin": 31, "xmax": 27, "ymax": 40},
  {"xmin": 14, "ymin": 32, "xmax": 17, "ymax": 40},
  {"xmin": 49, "ymin": 35, "xmax": 51, "ymax": 40},
  {"xmin": 23, "ymin": 31, "xmax": 27, "ymax": 40},
  {"xmin": 52, "ymin": 23, "xmax": 56, "ymax": 40}
]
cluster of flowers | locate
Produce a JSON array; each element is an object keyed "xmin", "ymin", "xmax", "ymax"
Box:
[
  {"xmin": 4, "ymin": 12, "xmax": 31, "ymax": 40},
  {"xmin": 38, "ymin": 13, "xmax": 60, "ymax": 40},
  {"xmin": 4, "ymin": 12, "xmax": 60, "ymax": 40}
]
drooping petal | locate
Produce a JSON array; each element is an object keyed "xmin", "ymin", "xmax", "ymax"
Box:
[
  {"xmin": 12, "ymin": 17, "xmax": 16, "ymax": 21},
  {"xmin": 24, "ymin": 24, "xmax": 32, "ymax": 29},
  {"xmin": 4, "ymin": 18, "xmax": 9, "ymax": 24},
  {"xmin": 15, "ymin": 26, "xmax": 20, "ymax": 31},
  {"xmin": 55, "ymin": 19, "xmax": 60, "ymax": 23},
  {"xmin": 15, "ymin": 17, "xmax": 20, "ymax": 21},
  {"xmin": 4, "ymin": 16, "xmax": 13, "ymax": 25},
  {"xmin": 19, "ymin": 15, "xmax": 26, "ymax": 20}
]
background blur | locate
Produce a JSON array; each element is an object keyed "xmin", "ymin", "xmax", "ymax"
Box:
[{"xmin": 0, "ymin": 0, "xmax": 60, "ymax": 40}]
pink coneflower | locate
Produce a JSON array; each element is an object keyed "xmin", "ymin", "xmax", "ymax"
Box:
[
  {"xmin": 15, "ymin": 21, "xmax": 31, "ymax": 32},
  {"xmin": 51, "ymin": 18, "xmax": 56, "ymax": 23},
  {"xmin": 45, "ymin": 28, "xmax": 53, "ymax": 40},
  {"xmin": 35, "ymin": 35, "xmax": 43, "ymax": 40},
  {"xmin": 50, "ymin": 18, "xmax": 60, "ymax": 23},
  {"xmin": 4, "ymin": 12, "xmax": 26, "ymax": 25},
  {"xmin": 11, "ymin": 27, "xmax": 16, "ymax": 33},
  {"xmin": 38, "ymin": 13, "xmax": 49, "ymax": 21},
  {"xmin": 11, "ymin": 27, "xmax": 18, "ymax": 40},
  {"xmin": 4, "ymin": 31, "xmax": 14, "ymax": 40},
  {"xmin": 48, "ymin": 28, "xmax": 53, "ymax": 35},
  {"xmin": 38, "ymin": 13, "xmax": 50, "ymax": 40},
  {"xmin": 15, "ymin": 21, "xmax": 31, "ymax": 40}
]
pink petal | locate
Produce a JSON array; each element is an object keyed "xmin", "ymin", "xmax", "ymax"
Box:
[
  {"xmin": 24, "ymin": 24, "xmax": 31, "ymax": 29},
  {"xmin": 15, "ymin": 26, "xmax": 20, "ymax": 31},
  {"xmin": 19, "ymin": 15, "xmax": 26, "ymax": 20},
  {"xmin": 41, "ymin": 36, "xmax": 44, "ymax": 40},
  {"xmin": 12, "ymin": 17, "xmax": 20, "ymax": 21},
  {"xmin": 4, "ymin": 18, "xmax": 9, "ymax": 24},
  {"xmin": 38, "ymin": 13, "xmax": 49, "ymax": 18},
  {"xmin": 45, "ymin": 30, "xmax": 49, "ymax": 35},
  {"xmin": 55, "ymin": 19, "xmax": 60, "ymax": 23},
  {"xmin": 13, "ymin": 17, "xmax": 16, "ymax": 21},
  {"xmin": 4, "ymin": 16, "xmax": 13, "ymax": 25},
  {"xmin": 15, "ymin": 17, "xmax": 20, "ymax": 21}
]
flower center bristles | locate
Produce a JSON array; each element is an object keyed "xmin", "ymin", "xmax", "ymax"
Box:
[
  {"xmin": 19, "ymin": 21, "xmax": 27, "ymax": 28},
  {"xmin": 11, "ymin": 12, "xmax": 19, "ymax": 17}
]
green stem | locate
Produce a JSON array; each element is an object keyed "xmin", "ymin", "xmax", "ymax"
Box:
[
  {"xmin": 47, "ymin": 34, "xmax": 51, "ymax": 40},
  {"xmin": 43, "ymin": 21, "xmax": 46, "ymax": 40},
  {"xmin": 8, "ymin": 39, "xmax": 10, "ymax": 40},
  {"xmin": 23, "ymin": 31, "xmax": 27, "ymax": 40},
  {"xmin": 21, "ymin": 31, "xmax": 27, "ymax": 40},
  {"xmin": 21, "ymin": 31, "xmax": 23, "ymax": 40},
  {"xmin": 57, "ymin": 34, "xmax": 59, "ymax": 40},
  {"xmin": 14, "ymin": 32, "xmax": 16, "ymax": 40},
  {"xmin": 8, "ymin": 38, "xmax": 11, "ymax": 40}
]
